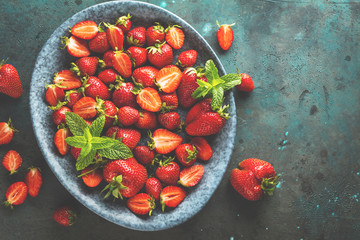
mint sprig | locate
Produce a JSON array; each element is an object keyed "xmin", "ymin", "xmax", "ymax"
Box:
[
  {"xmin": 191, "ymin": 59, "xmax": 242, "ymax": 110},
  {"xmin": 65, "ymin": 112, "xmax": 133, "ymax": 171}
]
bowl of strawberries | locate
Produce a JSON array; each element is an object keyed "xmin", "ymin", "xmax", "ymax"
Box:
[{"xmin": 30, "ymin": 1, "xmax": 238, "ymax": 231}]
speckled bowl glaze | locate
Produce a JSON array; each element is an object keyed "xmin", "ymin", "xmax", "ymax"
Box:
[{"xmin": 30, "ymin": 1, "xmax": 236, "ymax": 231}]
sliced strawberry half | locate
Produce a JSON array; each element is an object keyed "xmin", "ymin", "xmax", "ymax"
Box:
[
  {"xmin": 2, "ymin": 150, "xmax": 22, "ymax": 175},
  {"xmin": 53, "ymin": 70, "xmax": 82, "ymax": 90},
  {"xmin": 54, "ymin": 128, "xmax": 70, "ymax": 156},
  {"xmin": 165, "ymin": 26, "xmax": 185, "ymax": 50},
  {"xmin": 25, "ymin": 167, "xmax": 43, "ymax": 197},
  {"xmin": 179, "ymin": 165, "xmax": 205, "ymax": 187},
  {"xmin": 72, "ymin": 97, "xmax": 98, "ymax": 119},
  {"xmin": 190, "ymin": 137, "xmax": 213, "ymax": 161},
  {"xmin": 112, "ymin": 51, "xmax": 132, "ymax": 78},
  {"xmin": 156, "ymin": 65, "xmax": 182, "ymax": 93},
  {"xmin": 81, "ymin": 167, "xmax": 103, "ymax": 187},
  {"xmin": 160, "ymin": 186, "xmax": 186, "ymax": 211},
  {"xmin": 127, "ymin": 193, "xmax": 155, "ymax": 216},
  {"xmin": 4, "ymin": 182, "xmax": 28, "ymax": 208},
  {"xmin": 150, "ymin": 128, "xmax": 183, "ymax": 154},
  {"xmin": 71, "ymin": 20, "xmax": 98, "ymax": 40},
  {"xmin": 105, "ymin": 24, "xmax": 124, "ymax": 51},
  {"xmin": 61, "ymin": 36, "xmax": 90, "ymax": 57},
  {"xmin": 135, "ymin": 87, "xmax": 162, "ymax": 112}
]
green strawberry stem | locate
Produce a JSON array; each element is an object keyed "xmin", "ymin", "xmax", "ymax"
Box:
[
  {"xmin": 260, "ymin": 175, "xmax": 280, "ymax": 196},
  {"xmin": 216, "ymin": 20, "xmax": 236, "ymax": 28},
  {"xmin": 70, "ymin": 62, "xmax": 81, "ymax": 76},
  {"xmin": 115, "ymin": 14, "xmax": 132, "ymax": 26},
  {"xmin": 101, "ymin": 175, "xmax": 127, "ymax": 200},
  {"xmin": 186, "ymin": 145, "xmax": 198, "ymax": 163},
  {"xmin": 0, "ymin": 58, "xmax": 9, "ymax": 67},
  {"xmin": 67, "ymin": 209, "xmax": 77, "ymax": 226},
  {"xmin": 7, "ymin": 118, "xmax": 19, "ymax": 133},
  {"xmin": 3, "ymin": 201, "xmax": 14, "ymax": 210}
]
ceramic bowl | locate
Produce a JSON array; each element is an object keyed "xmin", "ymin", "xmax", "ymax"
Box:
[{"xmin": 29, "ymin": 1, "xmax": 236, "ymax": 231}]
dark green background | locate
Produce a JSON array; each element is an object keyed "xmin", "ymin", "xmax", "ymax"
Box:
[{"xmin": 0, "ymin": 0, "xmax": 359, "ymax": 239}]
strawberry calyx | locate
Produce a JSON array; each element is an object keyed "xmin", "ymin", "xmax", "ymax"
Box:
[
  {"xmin": 147, "ymin": 130, "xmax": 155, "ymax": 150},
  {"xmin": 0, "ymin": 58, "xmax": 9, "ymax": 68},
  {"xmin": 65, "ymin": 208, "xmax": 77, "ymax": 226},
  {"xmin": 152, "ymin": 22, "xmax": 165, "ymax": 32},
  {"xmin": 165, "ymin": 24, "xmax": 182, "ymax": 33},
  {"xmin": 48, "ymin": 100, "xmax": 67, "ymax": 111},
  {"xmin": 108, "ymin": 76, "xmax": 125, "ymax": 91},
  {"xmin": 216, "ymin": 104, "xmax": 230, "ymax": 119},
  {"xmin": 70, "ymin": 62, "xmax": 81, "ymax": 76},
  {"xmin": 260, "ymin": 175, "xmax": 279, "ymax": 196},
  {"xmin": 126, "ymin": 35, "xmax": 140, "ymax": 47},
  {"xmin": 216, "ymin": 20, "xmax": 236, "ymax": 28},
  {"xmin": 159, "ymin": 102, "xmax": 175, "ymax": 113},
  {"xmin": 3, "ymin": 200, "xmax": 14, "ymax": 209},
  {"xmin": 185, "ymin": 145, "xmax": 198, "ymax": 163},
  {"xmin": 115, "ymin": 14, "xmax": 132, "ymax": 27},
  {"xmin": 101, "ymin": 175, "xmax": 127, "ymax": 200},
  {"xmin": 98, "ymin": 22, "xmax": 106, "ymax": 33},
  {"xmin": 7, "ymin": 118, "xmax": 19, "ymax": 133},
  {"xmin": 159, "ymin": 156, "xmax": 175, "ymax": 167},
  {"xmin": 147, "ymin": 196, "xmax": 156, "ymax": 216},
  {"xmin": 98, "ymin": 58, "xmax": 106, "ymax": 70},
  {"xmin": 146, "ymin": 41, "xmax": 165, "ymax": 55},
  {"xmin": 60, "ymin": 37, "xmax": 70, "ymax": 49}
]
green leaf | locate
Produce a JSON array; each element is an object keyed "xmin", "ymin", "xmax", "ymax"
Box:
[
  {"xmin": 83, "ymin": 127, "xmax": 92, "ymax": 141},
  {"xmin": 220, "ymin": 73, "xmax": 242, "ymax": 83},
  {"xmin": 79, "ymin": 142, "xmax": 92, "ymax": 157},
  {"xmin": 65, "ymin": 136, "xmax": 87, "ymax": 148},
  {"xmin": 90, "ymin": 137, "xmax": 116, "ymax": 150},
  {"xmin": 222, "ymin": 79, "xmax": 242, "ymax": 91},
  {"xmin": 65, "ymin": 112, "xmax": 88, "ymax": 136},
  {"xmin": 205, "ymin": 60, "xmax": 219, "ymax": 85},
  {"xmin": 76, "ymin": 149, "xmax": 96, "ymax": 171},
  {"xmin": 89, "ymin": 115, "xmax": 105, "ymax": 137},
  {"xmin": 98, "ymin": 141, "xmax": 133, "ymax": 160},
  {"xmin": 211, "ymin": 86, "xmax": 224, "ymax": 110}
]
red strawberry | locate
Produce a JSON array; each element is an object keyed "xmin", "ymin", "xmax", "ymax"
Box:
[
  {"xmin": 0, "ymin": 60, "xmax": 23, "ymax": 98},
  {"xmin": 71, "ymin": 20, "xmax": 98, "ymax": 40},
  {"xmin": 112, "ymin": 82, "xmax": 137, "ymax": 108},
  {"xmin": 135, "ymin": 87, "xmax": 162, "ymax": 112},
  {"xmin": 165, "ymin": 25, "xmax": 185, "ymax": 49},
  {"xmin": 61, "ymin": 36, "xmax": 90, "ymax": 57},
  {"xmin": 135, "ymin": 110, "xmax": 158, "ymax": 129},
  {"xmin": 190, "ymin": 137, "xmax": 213, "ymax": 161},
  {"xmin": 126, "ymin": 27, "xmax": 146, "ymax": 47},
  {"xmin": 52, "ymin": 106, "xmax": 71, "ymax": 126},
  {"xmin": 98, "ymin": 69, "xmax": 120, "ymax": 85},
  {"xmin": 145, "ymin": 177, "xmax": 162, "ymax": 201},
  {"xmin": 83, "ymin": 76, "xmax": 111, "ymax": 100},
  {"xmin": 185, "ymin": 111, "xmax": 226, "ymax": 136},
  {"xmin": 146, "ymin": 22, "xmax": 165, "ymax": 46},
  {"xmin": 115, "ymin": 128, "xmax": 141, "ymax": 150},
  {"xmin": 112, "ymin": 51, "xmax": 132, "ymax": 78},
  {"xmin": 160, "ymin": 186, "xmax": 186, "ymax": 211},
  {"xmin": 127, "ymin": 46, "xmax": 147, "ymax": 67},
  {"xmin": 72, "ymin": 97, "xmax": 98, "ymax": 119},
  {"xmin": 156, "ymin": 65, "xmax": 182, "ymax": 93},
  {"xmin": 127, "ymin": 193, "xmax": 155, "ymax": 215},
  {"xmin": 147, "ymin": 42, "xmax": 173, "ymax": 69},
  {"xmin": 25, "ymin": 167, "xmax": 42, "ymax": 197},
  {"xmin": 89, "ymin": 32, "xmax": 110, "ymax": 53},
  {"xmin": 65, "ymin": 90, "xmax": 82, "ymax": 108},
  {"xmin": 159, "ymin": 92, "xmax": 178, "ymax": 109},
  {"xmin": 54, "ymin": 128, "xmax": 70, "ymax": 155},
  {"xmin": 53, "ymin": 206, "xmax": 77, "ymax": 227},
  {"xmin": 105, "ymin": 24, "xmax": 124, "ymax": 51},
  {"xmin": 106, "ymin": 126, "xmax": 121, "ymax": 138},
  {"xmin": 184, "ymin": 98, "xmax": 212, "ymax": 125},
  {"xmin": 133, "ymin": 146, "xmax": 155, "ymax": 165},
  {"xmin": 102, "ymin": 158, "xmax": 147, "ymax": 199},
  {"xmin": 2, "ymin": 150, "xmax": 22, "ymax": 175},
  {"xmin": 45, "ymin": 84, "xmax": 65, "ymax": 106},
  {"xmin": 117, "ymin": 106, "xmax": 139, "ymax": 127},
  {"xmin": 100, "ymin": 100, "xmax": 117, "ymax": 128},
  {"xmin": 53, "ymin": 70, "xmax": 82, "ymax": 90},
  {"xmin": 70, "ymin": 147, "xmax": 81, "ymax": 160},
  {"xmin": 176, "ymin": 50, "xmax": 197, "ymax": 68},
  {"xmin": 0, "ymin": 118, "xmax": 17, "ymax": 145},
  {"xmin": 175, "ymin": 144, "xmax": 198, "ymax": 167},
  {"xmin": 132, "ymin": 66, "xmax": 158, "ymax": 88},
  {"xmin": 230, "ymin": 169, "xmax": 262, "ymax": 201},
  {"xmin": 150, "ymin": 129, "xmax": 183, "ymax": 154},
  {"xmin": 71, "ymin": 57, "xmax": 100, "ymax": 77},
  {"xmin": 155, "ymin": 158, "xmax": 180, "ymax": 186},
  {"xmin": 238, "ymin": 158, "xmax": 276, "ymax": 181},
  {"xmin": 179, "ymin": 164, "xmax": 204, "ymax": 187},
  {"xmin": 216, "ymin": 21, "xmax": 235, "ymax": 51},
  {"xmin": 236, "ymin": 73, "xmax": 254, "ymax": 92},
  {"xmin": 81, "ymin": 166, "xmax": 103, "ymax": 187},
  {"xmin": 103, "ymin": 50, "xmax": 115, "ymax": 68},
  {"xmin": 158, "ymin": 111, "xmax": 181, "ymax": 131},
  {"xmin": 4, "ymin": 182, "xmax": 28, "ymax": 208},
  {"xmin": 116, "ymin": 14, "xmax": 132, "ymax": 35}
]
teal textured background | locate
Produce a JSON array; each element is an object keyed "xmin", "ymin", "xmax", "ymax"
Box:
[{"xmin": 0, "ymin": 0, "xmax": 359, "ymax": 239}]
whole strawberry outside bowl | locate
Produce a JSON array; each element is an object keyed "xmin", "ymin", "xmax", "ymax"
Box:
[{"xmin": 29, "ymin": 1, "xmax": 236, "ymax": 231}]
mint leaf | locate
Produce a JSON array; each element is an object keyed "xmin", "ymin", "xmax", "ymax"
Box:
[
  {"xmin": 80, "ymin": 142, "xmax": 92, "ymax": 157},
  {"xmin": 83, "ymin": 127, "xmax": 92, "ymax": 141},
  {"xmin": 211, "ymin": 86, "xmax": 224, "ymax": 110},
  {"xmin": 98, "ymin": 141, "xmax": 133, "ymax": 160},
  {"xmin": 205, "ymin": 60, "xmax": 219, "ymax": 85},
  {"xmin": 89, "ymin": 115, "xmax": 105, "ymax": 137},
  {"xmin": 90, "ymin": 137, "xmax": 116, "ymax": 150},
  {"xmin": 220, "ymin": 73, "xmax": 242, "ymax": 83},
  {"xmin": 76, "ymin": 149, "xmax": 96, "ymax": 171},
  {"xmin": 65, "ymin": 136, "xmax": 87, "ymax": 148},
  {"xmin": 65, "ymin": 112, "xmax": 88, "ymax": 136},
  {"xmin": 222, "ymin": 79, "xmax": 242, "ymax": 91}
]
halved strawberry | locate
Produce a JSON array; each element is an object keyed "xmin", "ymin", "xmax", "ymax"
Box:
[
  {"xmin": 112, "ymin": 51, "xmax": 132, "ymax": 78},
  {"xmin": 53, "ymin": 70, "xmax": 82, "ymax": 90},
  {"xmin": 135, "ymin": 87, "xmax": 162, "ymax": 112},
  {"xmin": 156, "ymin": 65, "xmax": 182, "ymax": 93},
  {"xmin": 105, "ymin": 24, "xmax": 124, "ymax": 51},
  {"xmin": 81, "ymin": 166, "xmax": 103, "ymax": 187},
  {"xmin": 127, "ymin": 193, "xmax": 155, "ymax": 216},
  {"xmin": 25, "ymin": 167, "xmax": 43, "ymax": 197},
  {"xmin": 71, "ymin": 20, "xmax": 98, "ymax": 40},
  {"xmin": 216, "ymin": 21, "xmax": 235, "ymax": 51},
  {"xmin": 72, "ymin": 97, "xmax": 98, "ymax": 119},
  {"xmin": 2, "ymin": 150, "xmax": 22, "ymax": 175},
  {"xmin": 65, "ymin": 90, "xmax": 82, "ymax": 108},
  {"xmin": 54, "ymin": 128, "xmax": 70, "ymax": 155},
  {"xmin": 165, "ymin": 25, "xmax": 185, "ymax": 49},
  {"xmin": 52, "ymin": 106, "xmax": 71, "ymax": 126},
  {"xmin": 150, "ymin": 128, "xmax": 183, "ymax": 154},
  {"xmin": 179, "ymin": 165, "xmax": 204, "ymax": 187},
  {"xmin": 160, "ymin": 186, "xmax": 186, "ymax": 211},
  {"xmin": 0, "ymin": 118, "xmax": 17, "ymax": 145},
  {"xmin": 61, "ymin": 36, "xmax": 90, "ymax": 57},
  {"xmin": 45, "ymin": 84, "xmax": 65, "ymax": 106},
  {"xmin": 190, "ymin": 137, "xmax": 213, "ymax": 161},
  {"xmin": 4, "ymin": 182, "xmax": 28, "ymax": 208}
]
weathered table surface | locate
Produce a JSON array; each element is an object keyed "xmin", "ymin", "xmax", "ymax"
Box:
[{"xmin": 0, "ymin": 0, "xmax": 359, "ymax": 239}]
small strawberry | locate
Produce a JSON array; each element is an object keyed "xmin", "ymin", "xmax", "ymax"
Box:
[
  {"xmin": 112, "ymin": 51, "xmax": 132, "ymax": 78},
  {"xmin": 89, "ymin": 32, "xmax": 110, "ymax": 53},
  {"xmin": 112, "ymin": 82, "xmax": 137, "ymax": 108},
  {"xmin": 53, "ymin": 206, "xmax": 77, "ymax": 227},
  {"xmin": 52, "ymin": 106, "xmax": 71, "ymax": 126},
  {"xmin": 179, "ymin": 164, "xmax": 204, "ymax": 187},
  {"xmin": 135, "ymin": 110, "xmax": 158, "ymax": 129},
  {"xmin": 65, "ymin": 90, "xmax": 82, "ymax": 108},
  {"xmin": 2, "ymin": 150, "xmax": 22, "ymax": 175},
  {"xmin": 190, "ymin": 137, "xmax": 213, "ymax": 161},
  {"xmin": 165, "ymin": 25, "xmax": 185, "ymax": 49},
  {"xmin": 216, "ymin": 21, "xmax": 235, "ymax": 51},
  {"xmin": 0, "ymin": 118, "xmax": 18, "ymax": 145},
  {"xmin": 81, "ymin": 166, "xmax": 103, "ymax": 187},
  {"xmin": 176, "ymin": 50, "xmax": 197, "ymax": 68},
  {"xmin": 72, "ymin": 97, "xmax": 98, "ymax": 119},
  {"xmin": 103, "ymin": 50, "xmax": 115, "ymax": 68},
  {"xmin": 71, "ymin": 20, "xmax": 98, "ymax": 40},
  {"xmin": 160, "ymin": 186, "xmax": 186, "ymax": 211},
  {"xmin": 115, "ymin": 14, "xmax": 132, "ymax": 35},
  {"xmin": 159, "ymin": 92, "xmax": 178, "ymax": 110},
  {"xmin": 70, "ymin": 57, "xmax": 101, "ymax": 77},
  {"xmin": 61, "ymin": 36, "xmax": 90, "ymax": 57},
  {"xmin": 53, "ymin": 70, "xmax": 82, "ymax": 90},
  {"xmin": 156, "ymin": 65, "xmax": 182, "ymax": 93},
  {"xmin": 45, "ymin": 83, "xmax": 65, "ymax": 106},
  {"xmin": 54, "ymin": 127, "xmax": 70, "ymax": 155},
  {"xmin": 145, "ymin": 177, "xmax": 162, "ymax": 201},
  {"xmin": 158, "ymin": 111, "xmax": 181, "ymax": 131},
  {"xmin": 146, "ymin": 22, "xmax": 165, "ymax": 46},
  {"xmin": 236, "ymin": 73, "xmax": 254, "ymax": 92},
  {"xmin": 127, "ymin": 193, "xmax": 155, "ymax": 216},
  {"xmin": 127, "ymin": 46, "xmax": 147, "ymax": 67},
  {"xmin": 147, "ymin": 42, "xmax": 173, "ymax": 69},
  {"xmin": 149, "ymin": 129, "xmax": 183, "ymax": 154},
  {"xmin": 98, "ymin": 69, "xmax": 120, "ymax": 85},
  {"xmin": 133, "ymin": 87, "xmax": 162, "ymax": 112},
  {"xmin": 133, "ymin": 146, "xmax": 155, "ymax": 165},
  {"xmin": 155, "ymin": 157, "xmax": 180, "ymax": 186},
  {"xmin": 117, "ymin": 106, "xmax": 139, "ymax": 127},
  {"xmin": 25, "ymin": 167, "xmax": 43, "ymax": 197},
  {"xmin": 99, "ymin": 100, "xmax": 117, "ymax": 128},
  {"xmin": 83, "ymin": 76, "xmax": 111, "ymax": 100},
  {"xmin": 115, "ymin": 128, "xmax": 141, "ymax": 150},
  {"xmin": 126, "ymin": 27, "xmax": 146, "ymax": 47},
  {"xmin": 0, "ymin": 60, "xmax": 23, "ymax": 98},
  {"xmin": 175, "ymin": 144, "xmax": 198, "ymax": 167},
  {"xmin": 132, "ymin": 66, "xmax": 158, "ymax": 88},
  {"xmin": 4, "ymin": 182, "xmax": 28, "ymax": 208},
  {"xmin": 104, "ymin": 23, "xmax": 124, "ymax": 51}
]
